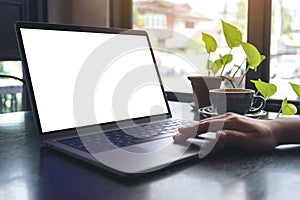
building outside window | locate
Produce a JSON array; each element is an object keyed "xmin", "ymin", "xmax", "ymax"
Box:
[{"xmin": 133, "ymin": 0, "xmax": 248, "ymax": 93}]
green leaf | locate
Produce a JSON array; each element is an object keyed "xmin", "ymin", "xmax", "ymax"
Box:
[
  {"xmin": 220, "ymin": 54, "xmax": 233, "ymax": 65},
  {"xmin": 290, "ymin": 82, "xmax": 300, "ymax": 98},
  {"xmin": 251, "ymin": 79, "xmax": 277, "ymax": 100},
  {"xmin": 281, "ymin": 98, "xmax": 297, "ymax": 116},
  {"xmin": 221, "ymin": 20, "xmax": 242, "ymax": 48},
  {"xmin": 211, "ymin": 64, "xmax": 219, "ymax": 75},
  {"xmin": 241, "ymin": 42, "xmax": 264, "ymax": 70},
  {"xmin": 212, "ymin": 59, "xmax": 223, "ymax": 75},
  {"xmin": 261, "ymin": 55, "xmax": 266, "ymax": 63},
  {"xmin": 202, "ymin": 33, "xmax": 217, "ymax": 54}
]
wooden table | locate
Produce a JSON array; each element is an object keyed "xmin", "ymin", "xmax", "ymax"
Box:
[{"xmin": 1, "ymin": 102, "xmax": 300, "ymax": 200}]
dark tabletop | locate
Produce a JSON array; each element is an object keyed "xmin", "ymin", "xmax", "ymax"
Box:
[{"xmin": 1, "ymin": 102, "xmax": 300, "ymax": 200}]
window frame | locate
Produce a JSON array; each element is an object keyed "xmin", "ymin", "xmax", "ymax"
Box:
[{"xmin": 247, "ymin": 0, "xmax": 300, "ymax": 113}]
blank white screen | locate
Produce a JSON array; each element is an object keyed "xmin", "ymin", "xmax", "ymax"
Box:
[{"xmin": 20, "ymin": 28, "xmax": 168, "ymax": 133}]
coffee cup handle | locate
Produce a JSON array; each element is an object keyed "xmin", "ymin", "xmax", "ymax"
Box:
[{"xmin": 247, "ymin": 95, "xmax": 266, "ymax": 114}]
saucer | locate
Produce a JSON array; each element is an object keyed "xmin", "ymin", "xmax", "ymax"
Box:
[{"xmin": 199, "ymin": 106, "xmax": 267, "ymax": 118}]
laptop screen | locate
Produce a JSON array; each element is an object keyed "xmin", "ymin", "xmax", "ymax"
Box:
[{"xmin": 19, "ymin": 26, "xmax": 169, "ymax": 133}]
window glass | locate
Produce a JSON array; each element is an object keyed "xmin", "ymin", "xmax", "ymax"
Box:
[
  {"xmin": 133, "ymin": 0, "xmax": 248, "ymax": 93},
  {"xmin": 270, "ymin": 0, "xmax": 300, "ymax": 100}
]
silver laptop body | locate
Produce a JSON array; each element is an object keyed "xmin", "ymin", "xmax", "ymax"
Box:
[{"xmin": 15, "ymin": 22, "xmax": 202, "ymax": 176}]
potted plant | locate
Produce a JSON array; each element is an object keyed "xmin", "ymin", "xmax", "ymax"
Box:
[{"xmin": 189, "ymin": 20, "xmax": 265, "ymax": 108}]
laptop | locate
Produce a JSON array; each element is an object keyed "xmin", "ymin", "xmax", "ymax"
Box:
[{"xmin": 15, "ymin": 22, "xmax": 207, "ymax": 176}]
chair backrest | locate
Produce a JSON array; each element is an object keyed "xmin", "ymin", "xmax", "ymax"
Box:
[{"xmin": 0, "ymin": 73, "xmax": 29, "ymax": 113}]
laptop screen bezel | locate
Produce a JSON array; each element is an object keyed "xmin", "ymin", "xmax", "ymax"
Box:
[{"xmin": 15, "ymin": 21, "xmax": 172, "ymax": 136}]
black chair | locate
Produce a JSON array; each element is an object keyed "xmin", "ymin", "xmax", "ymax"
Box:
[{"xmin": 0, "ymin": 73, "xmax": 29, "ymax": 113}]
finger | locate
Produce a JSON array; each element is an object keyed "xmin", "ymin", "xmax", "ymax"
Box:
[
  {"xmin": 174, "ymin": 122, "xmax": 208, "ymax": 142},
  {"xmin": 173, "ymin": 132, "xmax": 198, "ymax": 142},
  {"xmin": 198, "ymin": 132, "xmax": 222, "ymax": 158},
  {"xmin": 174, "ymin": 121, "xmax": 229, "ymax": 143},
  {"xmin": 190, "ymin": 118, "xmax": 236, "ymax": 133},
  {"xmin": 199, "ymin": 112, "xmax": 242, "ymax": 123},
  {"xmin": 175, "ymin": 119, "xmax": 232, "ymax": 142},
  {"xmin": 198, "ymin": 113, "xmax": 251, "ymax": 133},
  {"xmin": 212, "ymin": 131, "xmax": 227, "ymax": 151},
  {"xmin": 175, "ymin": 113, "xmax": 245, "ymax": 142},
  {"xmin": 178, "ymin": 123, "xmax": 199, "ymax": 135},
  {"xmin": 180, "ymin": 113, "xmax": 242, "ymax": 134},
  {"xmin": 199, "ymin": 113, "xmax": 231, "ymax": 123},
  {"xmin": 198, "ymin": 130, "xmax": 247, "ymax": 155}
]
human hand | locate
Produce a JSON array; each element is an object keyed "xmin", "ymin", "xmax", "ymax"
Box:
[{"xmin": 174, "ymin": 113, "xmax": 280, "ymax": 151}]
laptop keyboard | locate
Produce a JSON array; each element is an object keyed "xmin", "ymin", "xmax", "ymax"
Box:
[{"xmin": 56, "ymin": 119, "xmax": 196, "ymax": 153}]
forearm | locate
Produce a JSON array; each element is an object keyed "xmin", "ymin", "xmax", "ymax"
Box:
[{"xmin": 271, "ymin": 117, "xmax": 300, "ymax": 145}]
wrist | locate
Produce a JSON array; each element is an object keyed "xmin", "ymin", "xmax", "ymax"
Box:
[
  {"xmin": 269, "ymin": 118, "xmax": 286, "ymax": 146},
  {"xmin": 270, "ymin": 117, "xmax": 300, "ymax": 145}
]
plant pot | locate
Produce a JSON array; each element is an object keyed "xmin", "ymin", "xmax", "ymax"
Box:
[{"xmin": 188, "ymin": 76, "xmax": 223, "ymax": 108}]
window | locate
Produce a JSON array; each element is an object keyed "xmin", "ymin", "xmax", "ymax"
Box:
[
  {"xmin": 185, "ymin": 21, "xmax": 194, "ymax": 29},
  {"xmin": 245, "ymin": 0, "xmax": 300, "ymax": 112},
  {"xmin": 120, "ymin": 0, "xmax": 296, "ymax": 111},
  {"xmin": 133, "ymin": 0, "xmax": 248, "ymax": 94},
  {"xmin": 0, "ymin": 0, "xmax": 47, "ymax": 113},
  {"xmin": 144, "ymin": 13, "xmax": 167, "ymax": 29},
  {"xmin": 270, "ymin": 0, "xmax": 300, "ymax": 101}
]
